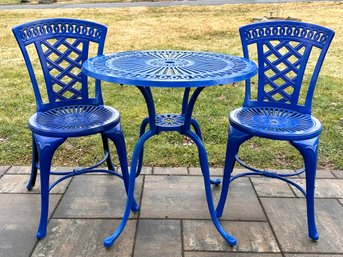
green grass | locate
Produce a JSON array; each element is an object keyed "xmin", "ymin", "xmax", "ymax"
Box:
[
  {"xmin": 0, "ymin": 0, "xmax": 21, "ymax": 4},
  {"xmin": 0, "ymin": 2, "xmax": 342, "ymax": 170}
]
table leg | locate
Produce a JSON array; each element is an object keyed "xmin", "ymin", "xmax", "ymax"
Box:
[
  {"xmin": 184, "ymin": 128, "xmax": 236, "ymax": 246},
  {"xmin": 104, "ymin": 87, "xmax": 158, "ymax": 248},
  {"xmin": 190, "ymin": 118, "xmax": 202, "ymax": 140},
  {"xmin": 136, "ymin": 117, "xmax": 150, "ymax": 177},
  {"xmin": 182, "ymin": 87, "xmax": 235, "ymax": 245},
  {"xmin": 183, "ymin": 88, "xmax": 220, "ymax": 185},
  {"xmin": 104, "ymin": 129, "xmax": 155, "ymax": 248},
  {"xmin": 104, "ymin": 86, "xmax": 233, "ymax": 247}
]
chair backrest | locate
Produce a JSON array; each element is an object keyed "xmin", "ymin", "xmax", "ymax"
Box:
[
  {"xmin": 12, "ymin": 18, "xmax": 107, "ymax": 112},
  {"xmin": 239, "ymin": 21, "xmax": 334, "ymax": 114}
]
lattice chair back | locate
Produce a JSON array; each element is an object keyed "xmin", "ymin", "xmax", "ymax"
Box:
[
  {"xmin": 239, "ymin": 21, "xmax": 334, "ymax": 114},
  {"xmin": 12, "ymin": 18, "xmax": 107, "ymax": 112}
]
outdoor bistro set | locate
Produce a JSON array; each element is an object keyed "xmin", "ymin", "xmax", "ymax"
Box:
[{"xmin": 12, "ymin": 18, "xmax": 334, "ymax": 247}]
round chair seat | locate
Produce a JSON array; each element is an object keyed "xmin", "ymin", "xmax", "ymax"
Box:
[
  {"xmin": 29, "ymin": 105, "xmax": 120, "ymax": 137},
  {"xmin": 229, "ymin": 107, "xmax": 322, "ymax": 141}
]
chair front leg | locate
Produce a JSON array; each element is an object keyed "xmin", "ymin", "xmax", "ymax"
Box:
[
  {"xmin": 34, "ymin": 134, "xmax": 65, "ymax": 239},
  {"xmin": 216, "ymin": 126, "xmax": 251, "ymax": 217},
  {"xmin": 27, "ymin": 134, "xmax": 39, "ymax": 190},
  {"xmin": 291, "ymin": 136, "xmax": 320, "ymax": 240}
]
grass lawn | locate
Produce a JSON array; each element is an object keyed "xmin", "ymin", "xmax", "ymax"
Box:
[
  {"xmin": 0, "ymin": 2, "xmax": 342, "ymax": 170},
  {"xmin": 0, "ymin": 0, "xmax": 129, "ymax": 5}
]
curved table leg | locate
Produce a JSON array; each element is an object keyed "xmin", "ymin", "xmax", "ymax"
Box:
[
  {"xmin": 184, "ymin": 129, "xmax": 237, "ymax": 246},
  {"xmin": 186, "ymin": 90, "xmax": 220, "ymax": 186},
  {"xmin": 136, "ymin": 117, "xmax": 150, "ymax": 177},
  {"xmin": 104, "ymin": 126, "xmax": 140, "ymax": 212},
  {"xmin": 104, "ymin": 130, "xmax": 155, "ymax": 248},
  {"xmin": 210, "ymin": 177, "xmax": 221, "ymax": 186},
  {"xmin": 190, "ymin": 118, "xmax": 202, "ymax": 140}
]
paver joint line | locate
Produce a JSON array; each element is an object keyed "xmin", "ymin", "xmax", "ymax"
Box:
[{"xmin": 1, "ymin": 167, "xmax": 343, "ymax": 256}]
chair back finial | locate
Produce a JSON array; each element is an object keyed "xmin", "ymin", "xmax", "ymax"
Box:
[
  {"xmin": 12, "ymin": 18, "xmax": 107, "ymax": 112},
  {"xmin": 239, "ymin": 21, "xmax": 334, "ymax": 114}
]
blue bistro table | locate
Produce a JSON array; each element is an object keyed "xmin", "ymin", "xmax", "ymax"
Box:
[{"xmin": 82, "ymin": 50, "xmax": 257, "ymax": 247}]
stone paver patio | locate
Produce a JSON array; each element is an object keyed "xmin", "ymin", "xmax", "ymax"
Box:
[{"xmin": 0, "ymin": 166, "xmax": 342, "ymax": 257}]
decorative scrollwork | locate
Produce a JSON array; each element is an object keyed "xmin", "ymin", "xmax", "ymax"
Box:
[
  {"xmin": 233, "ymin": 107, "xmax": 318, "ymax": 134},
  {"xmin": 35, "ymin": 105, "xmax": 116, "ymax": 131},
  {"xmin": 41, "ymin": 37, "xmax": 85, "ymax": 101},
  {"xmin": 18, "ymin": 19, "xmax": 105, "ymax": 44},
  {"xmin": 242, "ymin": 22, "xmax": 331, "ymax": 48},
  {"xmin": 261, "ymin": 40, "xmax": 305, "ymax": 103},
  {"xmin": 239, "ymin": 21, "xmax": 335, "ymax": 110},
  {"xmin": 155, "ymin": 113, "xmax": 185, "ymax": 127},
  {"xmin": 88, "ymin": 50, "xmax": 254, "ymax": 84}
]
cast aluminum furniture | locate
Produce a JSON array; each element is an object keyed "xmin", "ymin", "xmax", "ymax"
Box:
[
  {"xmin": 82, "ymin": 50, "xmax": 257, "ymax": 247},
  {"xmin": 12, "ymin": 18, "xmax": 139, "ymax": 242},
  {"xmin": 216, "ymin": 21, "xmax": 335, "ymax": 242}
]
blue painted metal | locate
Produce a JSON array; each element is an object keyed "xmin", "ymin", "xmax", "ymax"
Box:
[
  {"xmin": 216, "ymin": 21, "xmax": 335, "ymax": 242},
  {"xmin": 82, "ymin": 50, "xmax": 257, "ymax": 87},
  {"xmin": 230, "ymin": 107, "xmax": 322, "ymax": 140},
  {"xmin": 82, "ymin": 50, "xmax": 257, "ymax": 247},
  {"xmin": 12, "ymin": 18, "xmax": 139, "ymax": 241}
]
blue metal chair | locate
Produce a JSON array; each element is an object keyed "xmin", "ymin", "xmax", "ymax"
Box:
[
  {"xmin": 12, "ymin": 18, "xmax": 138, "ymax": 242},
  {"xmin": 216, "ymin": 21, "xmax": 334, "ymax": 241}
]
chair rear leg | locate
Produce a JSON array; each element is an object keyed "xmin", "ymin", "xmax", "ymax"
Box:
[
  {"xmin": 27, "ymin": 134, "xmax": 39, "ymax": 190},
  {"xmin": 34, "ymin": 134, "xmax": 65, "ymax": 239},
  {"xmin": 291, "ymin": 137, "xmax": 320, "ymax": 240},
  {"xmin": 104, "ymin": 126, "xmax": 139, "ymax": 212},
  {"xmin": 101, "ymin": 133, "xmax": 116, "ymax": 171},
  {"xmin": 216, "ymin": 126, "xmax": 251, "ymax": 217}
]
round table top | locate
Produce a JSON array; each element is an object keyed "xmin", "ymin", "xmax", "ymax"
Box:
[{"xmin": 82, "ymin": 50, "xmax": 257, "ymax": 88}]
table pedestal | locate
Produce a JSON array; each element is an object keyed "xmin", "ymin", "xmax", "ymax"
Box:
[{"xmin": 103, "ymin": 86, "xmax": 237, "ymax": 247}]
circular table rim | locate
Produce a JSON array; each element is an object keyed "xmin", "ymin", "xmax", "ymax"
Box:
[{"xmin": 82, "ymin": 50, "xmax": 257, "ymax": 88}]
